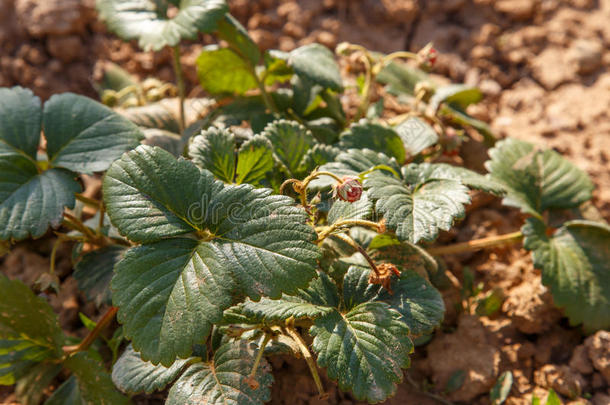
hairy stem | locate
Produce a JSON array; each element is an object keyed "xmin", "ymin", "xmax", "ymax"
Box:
[
  {"xmin": 358, "ymin": 164, "xmax": 401, "ymax": 179},
  {"xmin": 285, "ymin": 326, "xmax": 326, "ymax": 398},
  {"xmin": 380, "ymin": 51, "xmax": 418, "ymax": 65},
  {"xmin": 49, "ymin": 237, "xmax": 63, "ymax": 276},
  {"xmin": 62, "ymin": 213, "xmax": 111, "ymax": 247},
  {"xmin": 75, "ymin": 193, "xmax": 100, "ymax": 209},
  {"xmin": 253, "ymin": 67, "xmax": 278, "ymax": 114},
  {"xmin": 249, "ymin": 334, "xmax": 271, "ymax": 379},
  {"xmin": 333, "ymin": 233, "xmax": 380, "ymax": 277},
  {"xmin": 62, "ymin": 213, "xmax": 98, "ymax": 242},
  {"xmin": 97, "ymin": 202, "xmax": 105, "ymax": 234},
  {"xmin": 427, "ymin": 231, "xmax": 523, "ymax": 256},
  {"xmin": 304, "ymin": 171, "xmax": 344, "ymax": 186},
  {"xmin": 172, "ymin": 45, "xmax": 186, "ymax": 132},
  {"xmin": 316, "ymin": 219, "xmax": 381, "ymax": 243},
  {"xmin": 63, "ymin": 306, "xmax": 118, "ymax": 354}
]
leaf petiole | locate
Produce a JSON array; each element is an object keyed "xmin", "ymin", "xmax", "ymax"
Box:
[
  {"xmin": 427, "ymin": 231, "xmax": 523, "ymax": 256},
  {"xmin": 248, "ymin": 334, "xmax": 271, "ymax": 381},
  {"xmin": 75, "ymin": 193, "xmax": 101, "ymax": 209},
  {"xmin": 63, "ymin": 306, "xmax": 118, "ymax": 355},
  {"xmin": 316, "ymin": 219, "xmax": 382, "ymax": 243},
  {"xmin": 284, "ymin": 325, "xmax": 326, "ymax": 399},
  {"xmin": 333, "ymin": 232, "xmax": 381, "ymax": 277},
  {"xmin": 359, "ymin": 164, "xmax": 400, "ymax": 180}
]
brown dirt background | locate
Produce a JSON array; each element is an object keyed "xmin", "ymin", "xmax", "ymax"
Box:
[{"xmin": 0, "ymin": 0, "xmax": 609, "ymax": 404}]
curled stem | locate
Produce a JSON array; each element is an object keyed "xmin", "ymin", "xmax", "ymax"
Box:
[
  {"xmin": 359, "ymin": 164, "xmax": 401, "ymax": 180},
  {"xmin": 316, "ymin": 219, "xmax": 382, "ymax": 243},
  {"xmin": 280, "ymin": 171, "xmax": 345, "ymax": 210},
  {"xmin": 284, "ymin": 326, "xmax": 326, "ymax": 399},
  {"xmin": 63, "ymin": 306, "xmax": 118, "ymax": 355},
  {"xmin": 379, "ymin": 51, "xmax": 418, "ymax": 68},
  {"xmin": 427, "ymin": 231, "xmax": 523, "ymax": 256}
]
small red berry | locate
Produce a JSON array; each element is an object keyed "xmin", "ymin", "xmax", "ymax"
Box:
[
  {"xmin": 428, "ymin": 48, "xmax": 437, "ymax": 66},
  {"xmin": 333, "ymin": 176, "xmax": 363, "ymax": 203},
  {"xmin": 417, "ymin": 45, "xmax": 438, "ymax": 70}
]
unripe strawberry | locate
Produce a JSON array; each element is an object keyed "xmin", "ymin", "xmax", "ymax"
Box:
[
  {"xmin": 333, "ymin": 176, "xmax": 363, "ymax": 203},
  {"xmin": 417, "ymin": 44, "xmax": 438, "ymax": 70}
]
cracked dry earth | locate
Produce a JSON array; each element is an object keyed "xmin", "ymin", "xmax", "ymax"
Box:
[{"xmin": 1, "ymin": 0, "xmax": 609, "ymax": 404}]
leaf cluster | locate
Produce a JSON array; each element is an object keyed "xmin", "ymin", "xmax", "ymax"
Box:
[{"xmin": 0, "ymin": 3, "xmax": 608, "ymax": 404}]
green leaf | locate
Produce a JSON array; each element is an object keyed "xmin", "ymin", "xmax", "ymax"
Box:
[
  {"xmin": 486, "ymin": 138, "xmax": 594, "ymax": 217},
  {"xmin": 342, "ymin": 266, "xmax": 444, "ymax": 335},
  {"xmin": 475, "ymin": 289, "xmax": 504, "ymax": 317},
  {"xmin": 339, "ymin": 121, "xmax": 406, "ymax": 164},
  {"xmin": 43, "ymin": 93, "xmax": 143, "ymax": 173},
  {"xmin": 445, "ymin": 369, "xmax": 466, "ymax": 393},
  {"xmin": 429, "ymin": 84, "xmax": 483, "ymax": 111},
  {"xmin": 104, "ymin": 145, "xmax": 205, "ymax": 242},
  {"xmin": 74, "ymin": 245, "xmax": 127, "ymax": 307},
  {"xmin": 64, "ymin": 352, "xmax": 128, "ymax": 405},
  {"xmin": 264, "ymin": 51, "xmax": 294, "ymax": 86},
  {"xmin": 235, "ymin": 135, "xmax": 274, "ymax": 186},
  {"xmin": 217, "ymin": 14, "xmax": 260, "ymax": 65},
  {"xmin": 327, "ymin": 195, "xmax": 373, "ymax": 224},
  {"xmin": 120, "ymin": 103, "xmax": 180, "ymax": 133},
  {"xmin": 308, "ymin": 148, "xmax": 400, "ymax": 190},
  {"xmin": 112, "ymin": 235, "xmax": 317, "ymax": 366},
  {"xmin": 142, "ymin": 128, "xmax": 183, "ymax": 157},
  {"xmin": 405, "ymin": 163, "xmax": 505, "ymax": 195},
  {"xmin": 96, "ymin": 0, "xmax": 228, "ymax": 51},
  {"xmin": 523, "ymin": 219, "xmax": 610, "ymax": 332},
  {"xmin": 490, "ymin": 371, "xmax": 513, "ymax": 405},
  {"xmin": 311, "ymin": 302, "xmax": 413, "ymax": 403},
  {"xmin": 0, "ymin": 277, "xmax": 63, "ymax": 385},
  {"xmin": 0, "ymin": 86, "xmax": 41, "ymax": 160},
  {"xmin": 546, "ymin": 389, "xmax": 561, "ymax": 405},
  {"xmin": 0, "ymin": 88, "xmax": 82, "ymax": 241},
  {"xmin": 302, "ymin": 144, "xmax": 340, "ymax": 172},
  {"xmin": 234, "ymin": 272, "xmax": 339, "ymax": 324},
  {"xmin": 378, "ymin": 271, "xmax": 445, "ymax": 336},
  {"xmin": 0, "ymin": 167, "xmax": 81, "ymax": 241},
  {"xmin": 197, "ymin": 46, "xmax": 258, "ymax": 95},
  {"xmin": 0, "ymin": 340, "xmax": 56, "ymax": 385},
  {"xmin": 96, "ymin": 62, "xmax": 138, "ymax": 95},
  {"xmin": 441, "ymin": 104, "xmax": 497, "ymax": 146},
  {"xmin": 394, "ymin": 117, "xmax": 438, "ymax": 156},
  {"xmin": 189, "ymin": 127, "xmax": 236, "ymax": 183},
  {"xmin": 112, "ymin": 344, "xmax": 193, "ymax": 394},
  {"xmin": 341, "ymin": 265, "xmax": 382, "ymax": 310},
  {"xmin": 284, "ymin": 44, "xmax": 342, "ymax": 91},
  {"xmin": 376, "ymin": 61, "xmax": 430, "ymax": 98},
  {"xmin": 262, "ymin": 120, "xmax": 315, "ymax": 177},
  {"xmin": 167, "ymin": 339, "xmax": 273, "ymax": 405},
  {"xmin": 366, "ymin": 166, "xmax": 470, "ymax": 243},
  {"xmin": 105, "ymin": 146, "xmax": 319, "ymax": 365},
  {"xmin": 44, "ymin": 376, "xmax": 83, "ymax": 405},
  {"xmin": 0, "ymin": 275, "xmax": 64, "ymax": 351},
  {"xmin": 15, "ymin": 362, "xmax": 61, "ymax": 405}
]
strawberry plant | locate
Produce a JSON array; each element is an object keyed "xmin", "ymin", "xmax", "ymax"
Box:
[{"xmin": 0, "ymin": 2, "xmax": 609, "ymax": 404}]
